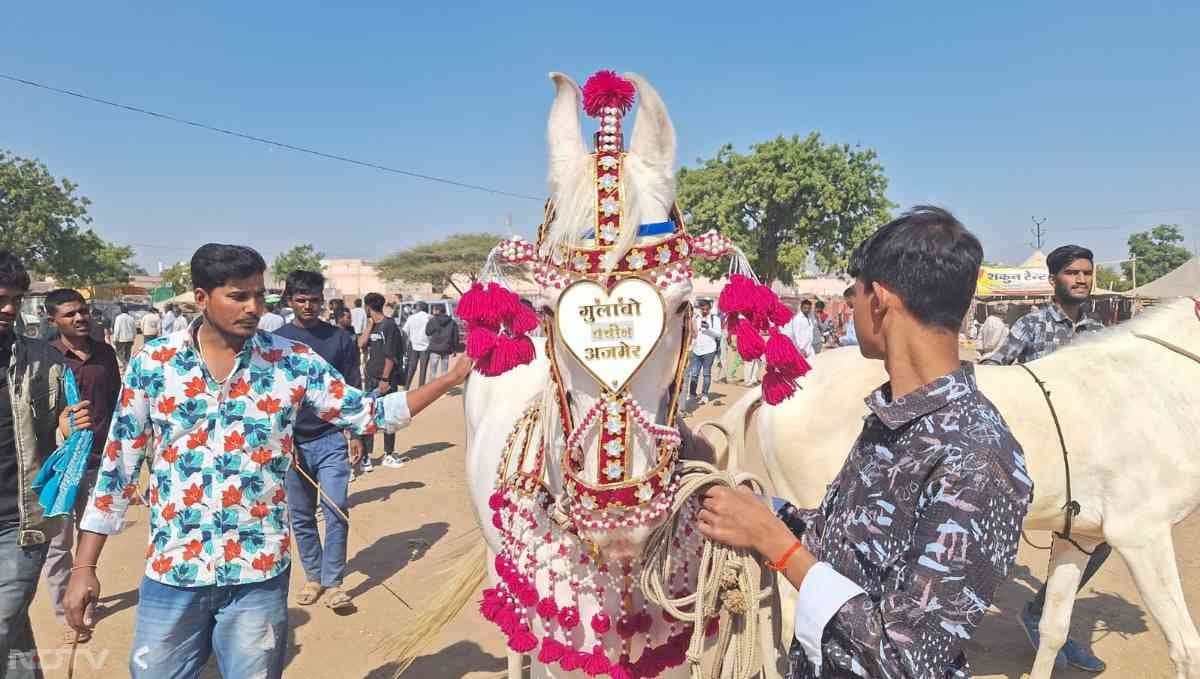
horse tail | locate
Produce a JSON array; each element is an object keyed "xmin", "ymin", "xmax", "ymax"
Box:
[
  {"xmin": 377, "ymin": 537, "xmax": 488, "ymax": 677},
  {"xmin": 695, "ymin": 389, "xmax": 762, "ymax": 473}
]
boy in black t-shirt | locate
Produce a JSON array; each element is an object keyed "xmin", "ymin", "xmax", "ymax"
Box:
[{"xmin": 358, "ymin": 293, "xmax": 405, "ymax": 470}]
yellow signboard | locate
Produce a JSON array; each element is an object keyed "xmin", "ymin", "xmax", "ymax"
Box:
[{"xmin": 976, "ymin": 267, "xmax": 1051, "ymax": 296}]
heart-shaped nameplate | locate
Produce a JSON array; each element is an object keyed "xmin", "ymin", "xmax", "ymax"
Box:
[{"xmin": 555, "ymin": 278, "xmax": 666, "ymax": 393}]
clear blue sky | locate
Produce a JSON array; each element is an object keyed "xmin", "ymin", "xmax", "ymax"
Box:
[{"xmin": 3, "ymin": 1, "xmax": 1198, "ymax": 272}]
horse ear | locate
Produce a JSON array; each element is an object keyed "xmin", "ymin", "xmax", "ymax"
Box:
[
  {"xmin": 624, "ymin": 73, "xmax": 676, "ymax": 171},
  {"xmin": 547, "ymin": 72, "xmax": 588, "ymax": 184}
]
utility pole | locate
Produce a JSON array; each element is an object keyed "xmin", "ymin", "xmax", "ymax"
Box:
[{"xmin": 1030, "ymin": 216, "xmax": 1048, "ymax": 250}]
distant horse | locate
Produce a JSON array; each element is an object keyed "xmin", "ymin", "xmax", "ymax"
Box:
[{"xmin": 720, "ymin": 298, "xmax": 1200, "ymax": 679}]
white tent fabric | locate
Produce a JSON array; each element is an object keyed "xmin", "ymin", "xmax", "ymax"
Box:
[
  {"xmin": 1132, "ymin": 257, "xmax": 1200, "ymax": 298},
  {"xmin": 1019, "ymin": 250, "xmax": 1047, "ymax": 270}
]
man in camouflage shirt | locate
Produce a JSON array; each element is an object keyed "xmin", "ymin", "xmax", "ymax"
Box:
[
  {"xmin": 697, "ymin": 207, "xmax": 1032, "ymax": 678},
  {"xmin": 981, "ymin": 244, "xmax": 1108, "ymax": 672}
]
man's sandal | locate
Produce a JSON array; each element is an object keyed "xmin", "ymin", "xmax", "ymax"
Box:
[
  {"xmin": 297, "ymin": 582, "xmax": 325, "ymax": 606},
  {"xmin": 324, "ymin": 587, "xmax": 352, "ymax": 610}
]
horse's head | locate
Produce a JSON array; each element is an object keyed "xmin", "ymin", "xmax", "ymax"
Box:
[{"xmin": 532, "ymin": 72, "xmax": 692, "ymax": 560}]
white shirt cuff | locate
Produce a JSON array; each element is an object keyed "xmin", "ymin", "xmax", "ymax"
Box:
[
  {"xmin": 381, "ymin": 391, "xmax": 412, "ymax": 431},
  {"xmin": 794, "ymin": 562, "xmax": 865, "ymax": 672}
]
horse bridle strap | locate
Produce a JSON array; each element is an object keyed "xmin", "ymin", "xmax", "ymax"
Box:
[{"xmin": 1017, "ymin": 363, "xmax": 1095, "ymax": 556}]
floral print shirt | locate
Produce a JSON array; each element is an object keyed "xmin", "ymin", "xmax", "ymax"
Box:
[
  {"xmin": 981, "ymin": 304, "xmax": 1103, "ymax": 365},
  {"xmin": 779, "ymin": 364, "xmax": 1032, "ymax": 678},
  {"xmin": 80, "ymin": 324, "xmax": 411, "ymax": 587}
]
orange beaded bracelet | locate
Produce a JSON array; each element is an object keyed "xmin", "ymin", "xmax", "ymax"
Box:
[{"xmin": 764, "ymin": 541, "xmax": 803, "ymax": 572}]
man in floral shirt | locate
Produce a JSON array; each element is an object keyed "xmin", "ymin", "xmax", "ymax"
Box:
[
  {"xmin": 62, "ymin": 244, "xmax": 471, "ymax": 679},
  {"xmin": 698, "ymin": 207, "xmax": 1032, "ymax": 678}
]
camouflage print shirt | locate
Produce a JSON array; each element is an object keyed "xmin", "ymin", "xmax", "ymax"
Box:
[
  {"xmin": 980, "ymin": 304, "xmax": 1104, "ymax": 365},
  {"xmin": 777, "ymin": 363, "xmax": 1032, "ymax": 678}
]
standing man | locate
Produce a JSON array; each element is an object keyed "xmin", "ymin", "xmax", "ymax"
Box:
[
  {"xmin": 350, "ymin": 298, "xmax": 367, "ymax": 337},
  {"xmin": 812, "ymin": 300, "xmax": 830, "ymax": 353},
  {"xmin": 40, "ymin": 289, "xmax": 122, "ymax": 645},
  {"xmin": 982, "ymin": 244, "xmax": 1107, "ymax": 673},
  {"xmin": 257, "ymin": 301, "xmax": 285, "ymax": 332},
  {"xmin": 140, "ymin": 306, "xmax": 162, "ymax": 345},
  {"xmin": 424, "ymin": 305, "xmax": 458, "ymax": 380},
  {"xmin": 0, "ymin": 253, "xmax": 92, "ymax": 678},
  {"xmin": 111, "ymin": 304, "xmax": 137, "ymax": 368},
  {"xmin": 837, "ymin": 286, "xmax": 858, "ymax": 347},
  {"xmin": 687, "ymin": 299, "xmax": 721, "ymax": 405},
  {"xmin": 782, "ymin": 299, "xmax": 815, "ymax": 360},
  {"xmin": 359, "ymin": 292, "xmax": 405, "ymax": 470},
  {"xmin": 274, "ymin": 271, "xmax": 362, "ymax": 610},
  {"xmin": 63, "ymin": 244, "xmax": 471, "ymax": 679},
  {"xmin": 698, "ymin": 207, "xmax": 1031, "ymax": 679},
  {"xmin": 161, "ymin": 305, "xmax": 176, "ymax": 335},
  {"xmin": 402, "ymin": 302, "xmax": 431, "ymax": 389}
]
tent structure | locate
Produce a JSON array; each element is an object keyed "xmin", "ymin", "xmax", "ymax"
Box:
[
  {"xmin": 1131, "ymin": 257, "xmax": 1200, "ymax": 298},
  {"xmin": 1018, "ymin": 249, "xmax": 1047, "ymax": 270}
]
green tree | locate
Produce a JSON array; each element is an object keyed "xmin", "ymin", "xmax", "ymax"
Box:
[
  {"xmin": 676, "ymin": 134, "xmax": 893, "ymax": 283},
  {"xmin": 375, "ymin": 233, "xmax": 510, "ymax": 293},
  {"xmin": 0, "ymin": 149, "xmax": 139, "ymax": 285},
  {"xmin": 1095, "ymin": 265, "xmax": 1132, "ymax": 292},
  {"xmin": 1123, "ymin": 224, "xmax": 1191, "ymax": 286},
  {"xmin": 160, "ymin": 262, "xmax": 191, "ymax": 294},
  {"xmin": 272, "ymin": 244, "xmax": 325, "ymax": 282}
]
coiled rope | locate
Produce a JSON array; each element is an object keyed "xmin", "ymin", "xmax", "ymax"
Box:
[{"xmin": 640, "ymin": 459, "xmax": 783, "ymax": 679}]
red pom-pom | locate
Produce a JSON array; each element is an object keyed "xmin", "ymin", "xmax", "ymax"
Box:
[
  {"xmin": 768, "ymin": 299, "xmax": 793, "ymax": 326},
  {"xmin": 536, "ymin": 597, "xmax": 559, "ymax": 620},
  {"xmin": 765, "ymin": 329, "xmax": 811, "ymax": 379},
  {"xmin": 582, "ymin": 70, "xmax": 636, "ymax": 117},
  {"xmin": 558, "ymin": 606, "xmax": 581, "ymax": 629},
  {"xmin": 762, "ymin": 369, "xmax": 798, "ymax": 406},
  {"xmin": 517, "ymin": 582, "xmax": 539, "ymax": 608},
  {"xmin": 496, "ymin": 606, "xmax": 520, "ymax": 635},
  {"xmin": 590, "ymin": 612, "xmax": 611, "ymax": 635},
  {"xmin": 633, "ymin": 610, "xmax": 653, "ymax": 634},
  {"xmin": 508, "ymin": 625, "xmax": 539, "ymax": 653},
  {"xmin": 508, "ymin": 301, "xmax": 540, "ymax": 335},
  {"xmin": 491, "ymin": 512, "xmax": 503, "ymax": 529},
  {"xmin": 480, "ymin": 589, "xmax": 503, "ymax": 621},
  {"xmin": 538, "ymin": 638, "xmax": 567, "ymax": 664},
  {"xmin": 559, "ymin": 649, "xmax": 585, "ymax": 671},
  {"xmin": 733, "ymin": 318, "xmax": 766, "ymax": 360},
  {"xmin": 467, "ymin": 326, "xmax": 499, "ymax": 360},
  {"xmin": 609, "ymin": 663, "xmax": 633, "ymax": 679},
  {"xmin": 488, "ymin": 491, "xmax": 506, "ymax": 511},
  {"xmin": 456, "ymin": 282, "xmax": 487, "ymax": 323}
]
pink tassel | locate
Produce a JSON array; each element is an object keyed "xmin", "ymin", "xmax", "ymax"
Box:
[
  {"xmin": 765, "ymin": 330, "xmax": 811, "ymax": 379},
  {"xmin": 496, "ymin": 606, "xmax": 520, "ymax": 635},
  {"xmin": 717, "ymin": 274, "xmax": 758, "ymax": 315},
  {"xmin": 466, "ymin": 326, "xmax": 498, "ymax": 360},
  {"xmin": 734, "ymin": 318, "xmax": 766, "ymax": 360},
  {"xmin": 535, "ymin": 597, "xmax": 559, "ymax": 620},
  {"xmin": 609, "ymin": 665, "xmax": 633, "ymax": 679},
  {"xmin": 480, "ymin": 283, "xmax": 513, "ymax": 328},
  {"xmin": 488, "ymin": 491, "xmax": 505, "ymax": 511},
  {"xmin": 616, "ymin": 614, "xmax": 636, "ymax": 639},
  {"xmin": 479, "ymin": 589, "xmax": 503, "ymax": 622},
  {"xmin": 456, "ymin": 282, "xmax": 488, "ymax": 323},
  {"xmin": 508, "ymin": 301, "xmax": 540, "ymax": 335},
  {"xmin": 517, "ymin": 582, "xmax": 538, "ymax": 608},
  {"xmin": 762, "ymin": 369, "xmax": 798, "ymax": 405},
  {"xmin": 559, "ymin": 650, "xmax": 584, "ymax": 672},
  {"xmin": 768, "ymin": 299, "xmax": 793, "ymax": 326},
  {"xmin": 507, "ymin": 625, "xmax": 538, "ymax": 654},
  {"xmin": 490, "ymin": 512, "xmax": 503, "ymax": 529},
  {"xmin": 583, "ymin": 646, "xmax": 611, "ymax": 676},
  {"xmin": 537, "ymin": 638, "xmax": 566, "ymax": 664},
  {"xmin": 633, "ymin": 610, "xmax": 653, "ymax": 634}
]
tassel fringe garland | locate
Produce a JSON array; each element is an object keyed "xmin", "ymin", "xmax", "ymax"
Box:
[{"xmin": 718, "ymin": 274, "xmax": 811, "ymax": 404}]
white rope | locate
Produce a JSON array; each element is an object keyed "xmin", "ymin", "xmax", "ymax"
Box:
[{"xmin": 640, "ymin": 460, "xmax": 782, "ymax": 679}]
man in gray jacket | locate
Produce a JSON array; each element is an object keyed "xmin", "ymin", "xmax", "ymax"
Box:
[{"xmin": 0, "ymin": 251, "xmax": 92, "ymax": 679}]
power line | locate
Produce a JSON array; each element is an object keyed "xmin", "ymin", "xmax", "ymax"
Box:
[{"xmin": 0, "ymin": 73, "xmax": 542, "ymax": 202}]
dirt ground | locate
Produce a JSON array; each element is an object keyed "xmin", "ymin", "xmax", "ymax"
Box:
[{"xmin": 30, "ymin": 382, "xmax": 1200, "ymax": 678}]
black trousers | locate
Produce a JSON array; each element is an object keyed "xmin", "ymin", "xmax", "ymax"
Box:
[
  {"xmin": 405, "ymin": 349, "xmax": 429, "ymax": 389},
  {"xmin": 361, "ymin": 374, "xmax": 395, "ymax": 458}
]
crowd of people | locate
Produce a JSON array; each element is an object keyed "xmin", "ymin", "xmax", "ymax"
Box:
[{"xmin": 0, "ymin": 213, "xmax": 1124, "ymax": 679}]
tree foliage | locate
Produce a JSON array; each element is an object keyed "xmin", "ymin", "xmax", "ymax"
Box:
[
  {"xmin": 1122, "ymin": 224, "xmax": 1191, "ymax": 286},
  {"xmin": 1095, "ymin": 265, "xmax": 1132, "ymax": 292},
  {"xmin": 0, "ymin": 150, "xmax": 139, "ymax": 287},
  {"xmin": 375, "ymin": 233, "xmax": 511, "ymax": 292},
  {"xmin": 160, "ymin": 262, "xmax": 191, "ymax": 295},
  {"xmin": 272, "ymin": 243, "xmax": 325, "ymax": 282},
  {"xmin": 676, "ymin": 134, "xmax": 893, "ymax": 283}
]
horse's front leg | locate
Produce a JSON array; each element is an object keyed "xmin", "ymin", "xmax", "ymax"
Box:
[{"xmin": 1028, "ymin": 536, "xmax": 1096, "ymax": 679}]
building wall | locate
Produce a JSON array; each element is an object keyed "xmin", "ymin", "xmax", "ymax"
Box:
[{"xmin": 320, "ymin": 258, "xmax": 432, "ymax": 302}]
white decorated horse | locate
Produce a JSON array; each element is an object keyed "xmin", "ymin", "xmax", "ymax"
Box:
[
  {"xmin": 385, "ymin": 71, "xmax": 784, "ymax": 679},
  {"xmin": 720, "ymin": 298, "xmax": 1200, "ymax": 679}
]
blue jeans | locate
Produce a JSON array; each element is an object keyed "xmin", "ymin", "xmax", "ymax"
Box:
[
  {"xmin": 130, "ymin": 570, "xmax": 290, "ymax": 679},
  {"xmin": 285, "ymin": 431, "xmax": 350, "ymax": 588},
  {"xmin": 687, "ymin": 351, "xmax": 717, "ymax": 397},
  {"xmin": 0, "ymin": 523, "xmax": 49, "ymax": 679}
]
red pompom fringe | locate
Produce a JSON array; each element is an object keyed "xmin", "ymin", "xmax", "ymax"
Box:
[
  {"xmin": 719, "ymin": 273, "xmax": 808, "ymax": 404},
  {"xmin": 507, "ymin": 625, "xmax": 538, "ymax": 654},
  {"xmin": 583, "ymin": 646, "xmax": 611, "ymax": 676},
  {"xmin": 538, "ymin": 638, "xmax": 567, "ymax": 664},
  {"xmin": 762, "ymin": 369, "xmax": 798, "ymax": 406},
  {"xmin": 582, "ymin": 70, "xmax": 636, "ymax": 117},
  {"xmin": 461, "ymin": 282, "xmax": 537, "ymax": 376}
]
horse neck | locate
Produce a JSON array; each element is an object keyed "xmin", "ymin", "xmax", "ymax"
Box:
[{"xmin": 1128, "ymin": 299, "xmax": 1200, "ymax": 353}]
